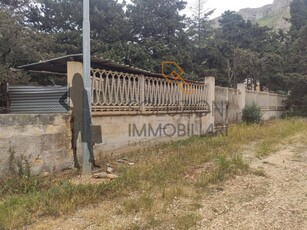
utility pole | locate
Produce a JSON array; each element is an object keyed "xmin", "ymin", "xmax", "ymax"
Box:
[{"xmin": 82, "ymin": 0, "xmax": 92, "ymax": 175}]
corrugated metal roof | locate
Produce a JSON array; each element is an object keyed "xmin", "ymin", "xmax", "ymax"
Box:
[{"xmin": 17, "ymin": 54, "xmax": 162, "ymax": 77}]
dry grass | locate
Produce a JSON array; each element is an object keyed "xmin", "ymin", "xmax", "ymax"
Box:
[{"xmin": 0, "ymin": 118, "xmax": 306, "ymax": 229}]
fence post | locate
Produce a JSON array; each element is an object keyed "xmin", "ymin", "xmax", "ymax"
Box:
[
  {"xmin": 0, "ymin": 82, "xmax": 9, "ymax": 113},
  {"xmin": 205, "ymin": 76, "xmax": 215, "ymax": 128},
  {"xmin": 225, "ymin": 88, "xmax": 229, "ymax": 125},
  {"xmin": 237, "ymin": 83, "xmax": 246, "ymax": 121},
  {"xmin": 267, "ymin": 92, "xmax": 270, "ymax": 110},
  {"xmin": 275, "ymin": 93, "xmax": 278, "ymax": 111},
  {"xmin": 67, "ymin": 61, "xmax": 83, "ymax": 105},
  {"xmin": 140, "ymin": 75, "xmax": 145, "ymax": 113}
]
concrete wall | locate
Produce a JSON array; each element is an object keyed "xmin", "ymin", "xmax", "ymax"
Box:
[
  {"xmin": 214, "ymin": 86, "xmax": 241, "ymax": 125},
  {"xmin": 260, "ymin": 110, "xmax": 285, "ymax": 120},
  {"xmin": 67, "ymin": 61, "xmax": 216, "ymax": 163},
  {"xmin": 91, "ymin": 112, "xmax": 213, "ymax": 157},
  {"xmin": 0, "ymin": 114, "xmax": 73, "ymax": 177},
  {"xmin": 214, "ymin": 84, "xmax": 286, "ymax": 126},
  {"xmin": 244, "ymin": 88, "xmax": 287, "ymax": 120},
  {"xmin": 90, "ymin": 86, "xmax": 286, "ymax": 159},
  {"xmin": 0, "ymin": 61, "xmax": 288, "ymax": 175}
]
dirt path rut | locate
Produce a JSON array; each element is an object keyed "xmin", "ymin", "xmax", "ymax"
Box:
[{"xmin": 199, "ymin": 142, "xmax": 307, "ymax": 230}]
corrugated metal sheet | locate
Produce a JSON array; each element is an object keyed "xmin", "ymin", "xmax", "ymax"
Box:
[{"xmin": 9, "ymin": 86, "xmax": 68, "ymax": 114}]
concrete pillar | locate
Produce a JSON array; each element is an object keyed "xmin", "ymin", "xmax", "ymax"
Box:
[
  {"xmin": 267, "ymin": 92, "xmax": 270, "ymax": 110},
  {"xmin": 237, "ymin": 83, "xmax": 246, "ymax": 110},
  {"xmin": 205, "ymin": 76, "xmax": 215, "ymax": 127},
  {"xmin": 67, "ymin": 61, "xmax": 84, "ymax": 168},
  {"xmin": 237, "ymin": 83, "xmax": 246, "ymax": 121},
  {"xmin": 67, "ymin": 61, "xmax": 83, "ymax": 102},
  {"xmin": 256, "ymin": 80, "xmax": 260, "ymax": 92},
  {"xmin": 275, "ymin": 93, "xmax": 278, "ymax": 111}
]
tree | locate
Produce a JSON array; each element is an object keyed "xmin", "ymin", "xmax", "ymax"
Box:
[
  {"xmin": 283, "ymin": 0, "xmax": 307, "ymax": 115},
  {"xmin": 286, "ymin": 0, "xmax": 307, "ymax": 75},
  {"xmin": 188, "ymin": 0, "xmax": 214, "ymax": 44},
  {"xmin": 284, "ymin": 74, "xmax": 307, "ymax": 116},
  {"xmin": 230, "ymin": 49, "xmax": 262, "ymax": 89},
  {"xmin": 289, "ymin": 0, "xmax": 307, "ymax": 37},
  {"xmin": 183, "ymin": 0, "xmax": 217, "ymax": 80},
  {"xmin": 210, "ymin": 11, "xmax": 286, "ymax": 87},
  {"xmin": 0, "ymin": 9, "xmax": 49, "ymax": 84},
  {"xmin": 27, "ymin": 0, "xmax": 130, "ymax": 57},
  {"xmin": 126, "ymin": 0, "xmax": 190, "ymax": 72},
  {"xmin": 0, "ymin": 0, "xmax": 304, "ymax": 94},
  {"xmin": 0, "ymin": 0, "xmax": 32, "ymax": 17}
]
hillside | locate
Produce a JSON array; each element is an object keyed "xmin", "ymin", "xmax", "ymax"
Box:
[{"xmin": 212, "ymin": 0, "xmax": 291, "ymax": 30}]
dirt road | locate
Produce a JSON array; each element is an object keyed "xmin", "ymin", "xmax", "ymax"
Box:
[{"xmin": 199, "ymin": 140, "xmax": 307, "ymax": 230}]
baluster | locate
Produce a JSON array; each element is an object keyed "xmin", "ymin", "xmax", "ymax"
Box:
[{"xmin": 140, "ymin": 75, "xmax": 145, "ymax": 113}]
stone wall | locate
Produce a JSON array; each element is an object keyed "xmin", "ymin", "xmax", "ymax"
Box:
[{"xmin": 0, "ymin": 114, "xmax": 73, "ymax": 177}]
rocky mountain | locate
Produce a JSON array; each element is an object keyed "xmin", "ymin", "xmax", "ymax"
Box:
[{"xmin": 212, "ymin": 0, "xmax": 292, "ymax": 30}]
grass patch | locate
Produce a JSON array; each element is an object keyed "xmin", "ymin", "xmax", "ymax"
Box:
[
  {"xmin": 123, "ymin": 195, "xmax": 154, "ymax": 214},
  {"xmin": 256, "ymin": 141, "xmax": 274, "ymax": 158},
  {"xmin": 144, "ymin": 216, "xmax": 163, "ymax": 228},
  {"xmin": 196, "ymin": 154, "xmax": 248, "ymax": 187},
  {"xmin": 161, "ymin": 186, "xmax": 185, "ymax": 201},
  {"xmin": 0, "ymin": 118, "xmax": 306, "ymax": 229},
  {"xmin": 252, "ymin": 168, "xmax": 267, "ymax": 177},
  {"xmin": 175, "ymin": 213, "xmax": 201, "ymax": 230}
]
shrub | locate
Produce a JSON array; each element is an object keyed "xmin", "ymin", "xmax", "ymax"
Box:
[{"xmin": 242, "ymin": 103, "xmax": 262, "ymax": 124}]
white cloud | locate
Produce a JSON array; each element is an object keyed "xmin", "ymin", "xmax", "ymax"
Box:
[
  {"xmin": 184, "ymin": 0, "xmax": 274, "ymax": 18},
  {"xmin": 118, "ymin": 0, "xmax": 274, "ymax": 19}
]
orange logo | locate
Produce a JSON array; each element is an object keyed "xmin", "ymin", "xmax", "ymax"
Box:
[{"xmin": 161, "ymin": 61, "xmax": 195, "ymax": 95}]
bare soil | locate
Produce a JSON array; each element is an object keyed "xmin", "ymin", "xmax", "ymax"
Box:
[
  {"xmin": 28, "ymin": 136, "xmax": 307, "ymax": 230},
  {"xmin": 198, "ymin": 141, "xmax": 307, "ymax": 230}
]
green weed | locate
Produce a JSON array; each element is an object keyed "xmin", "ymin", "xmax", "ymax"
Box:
[
  {"xmin": 175, "ymin": 213, "xmax": 200, "ymax": 230},
  {"xmin": 123, "ymin": 195, "xmax": 153, "ymax": 214}
]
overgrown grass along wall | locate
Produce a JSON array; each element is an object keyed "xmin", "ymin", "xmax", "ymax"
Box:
[{"xmin": 0, "ymin": 118, "xmax": 306, "ymax": 229}]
